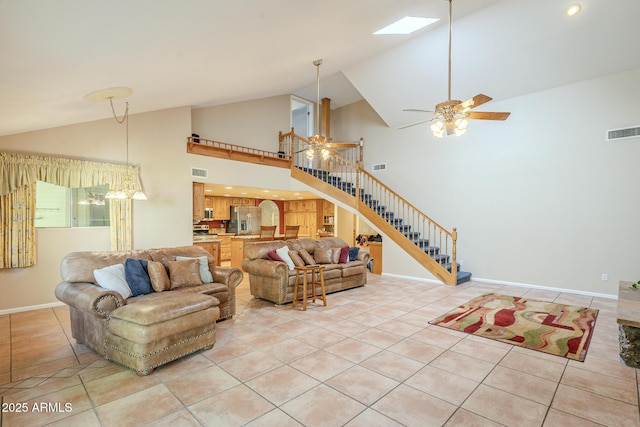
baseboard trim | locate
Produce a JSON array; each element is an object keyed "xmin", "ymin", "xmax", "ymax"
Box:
[
  {"xmin": 0, "ymin": 301, "xmax": 65, "ymax": 316},
  {"xmin": 380, "ymin": 272, "xmax": 617, "ymax": 300}
]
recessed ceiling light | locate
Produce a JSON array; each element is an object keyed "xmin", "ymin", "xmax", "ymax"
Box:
[
  {"xmin": 374, "ymin": 16, "xmax": 438, "ymax": 35},
  {"xmin": 294, "ymin": 193, "xmax": 300, "ymax": 196},
  {"xmin": 272, "ymin": 195, "xmax": 278, "ymax": 197},
  {"xmin": 566, "ymin": 4, "xmax": 581, "ymax": 16},
  {"xmin": 204, "ymin": 189, "xmax": 212, "ymax": 192},
  {"xmin": 241, "ymin": 192, "xmax": 247, "ymax": 195},
  {"xmin": 224, "ymin": 186, "xmax": 233, "ymax": 189},
  {"xmin": 223, "ymin": 193, "xmax": 231, "ymax": 197},
  {"xmin": 263, "ymin": 190, "xmax": 270, "ymax": 193}
]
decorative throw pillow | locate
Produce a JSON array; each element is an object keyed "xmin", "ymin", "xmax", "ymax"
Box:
[
  {"xmin": 289, "ymin": 250, "xmax": 305, "ymax": 267},
  {"xmin": 147, "ymin": 261, "xmax": 171, "ymax": 292},
  {"xmin": 275, "ymin": 245, "xmax": 295, "ymax": 270},
  {"xmin": 176, "ymin": 255, "xmax": 213, "ymax": 283},
  {"xmin": 314, "ymin": 247, "xmax": 335, "ymax": 264},
  {"xmin": 93, "ymin": 264, "xmax": 132, "ymax": 299},
  {"xmin": 348, "ymin": 246, "xmax": 360, "ymax": 262},
  {"xmin": 168, "ymin": 259, "xmax": 203, "ymax": 289},
  {"xmin": 298, "ymin": 248, "xmax": 315, "ymax": 265},
  {"xmin": 332, "ymin": 248, "xmax": 341, "ymax": 264},
  {"xmin": 267, "ymin": 250, "xmax": 284, "ymax": 262},
  {"xmin": 124, "ymin": 258, "xmax": 154, "ymax": 296},
  {"xmin": 338, "ymin": 246, "xmax": 349, "ymax": 264}
]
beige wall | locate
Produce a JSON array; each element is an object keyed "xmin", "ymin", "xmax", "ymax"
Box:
[
  {"xmin": 0, "ymin": 97, "xmax": 297, "ymax": 312},
  {"xmin": 0, "ymin": 107, "xmax": 193, "ymax": 312},
  {"xmin": 332, "ymin": 68, "xmax": 640, "ymax": 295},
  {"xmin": 191, "ymin": 95, "xmax": 291, "ymax": 151}
]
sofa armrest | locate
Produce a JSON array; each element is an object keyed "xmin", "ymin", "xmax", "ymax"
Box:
[
  {"xmin": 210, "ymin": 266, "xmax": 243, "ymax": 289},
  {"xmin": 241, "ymin": 258, "xmax": 288, "ymax": 279},
  {"xmin": 357, "ymin": 250, "xmax": 370, "ymax": 264},
  {"xmin": 55, "ymin": 281, "xmax": 125, "ymax": 318}
]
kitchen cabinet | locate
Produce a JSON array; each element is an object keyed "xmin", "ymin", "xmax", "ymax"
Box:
[
  {"xmin": 322, "ymin": 200, "xmax": 335, "ymax": 235},
  {"xmin": 219, "ymin": 234, "xmax": 232, "ymax": 261},
  {"xmin": 230, "ymin": 197, "xmax": 255, "ymax": 206},
  {"xmin": 284, "ymin": 199, "xmax": 328, "ymax": 237},
  {"xmin": 194, "ymin": 240, "xmax": 221, "ymax": 266},
  {"xmin": 213, "ymin": 197, "xmax": 230, "ymax": 220},
  {"xmin": 192, "ymin": 182, "xmax": 205, "ymax": 221},
  {"xmin": 366, "ymin": 242, "xmax": 382, "ymax": 274},
  {"xmin": 230, "ymin": 237, "xmax": 245, "ymax": 269}
]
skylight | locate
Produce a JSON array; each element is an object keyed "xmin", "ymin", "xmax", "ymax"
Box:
[{"xmin": 374, "ymin": 16, "xmax": 439, "ymax": 35}]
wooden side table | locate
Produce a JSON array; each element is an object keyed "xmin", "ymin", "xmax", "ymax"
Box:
[{"xmin": 293, "ymin": 265, "xmax": 327, "ymax": 311}]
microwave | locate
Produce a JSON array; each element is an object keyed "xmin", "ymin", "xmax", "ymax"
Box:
[{"xmin": 204, "ymin": 208, "xmax": 214, "ymax": 220}]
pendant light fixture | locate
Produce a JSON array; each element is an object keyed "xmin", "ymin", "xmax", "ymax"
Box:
[
  {"xmin": 306, "ymin": 59, "xmax": 330, "ymax": 160},
  {"xmin": 84, "ymin": 87, "xmax": 147, "ymax": 200}
]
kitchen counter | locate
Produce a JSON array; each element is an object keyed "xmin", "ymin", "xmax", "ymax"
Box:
[{"xmin": 193, "ymin": 236, "xmax": 223, "ymax": 243}]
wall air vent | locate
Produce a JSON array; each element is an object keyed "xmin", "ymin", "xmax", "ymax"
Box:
[
  {"xmin": 606, "ymin": 126, "xmax": 640, "ymax": 141},
  {"xmin": 372, "ymin": 162, "xmax": 387, "ymax": 172},
  {"xmin": 191, "ymin": 167, "xmax": 208, "ymax": 179}
]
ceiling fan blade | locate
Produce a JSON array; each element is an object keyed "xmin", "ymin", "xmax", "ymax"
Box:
[
  {"xmin": 468, "ymin": 111, "xmax": 511, "ymax": 121},
  {"xmin": 398, "ymin": 119, "xmax": 430, "ymax": 130},
  {"xmin": 455, "ymin": 94, "xmax": 493, "ymax": 112},
  {"xmin": 403, "ymin": 108, "xmax": 434, "ymax": 113}
]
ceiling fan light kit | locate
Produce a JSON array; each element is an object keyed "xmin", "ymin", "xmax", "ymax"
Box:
[{"xmin": 403, "ymin": 0, "xmax": 510, "ymax": 138}]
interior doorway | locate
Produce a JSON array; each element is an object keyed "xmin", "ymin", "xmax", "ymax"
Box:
[
  {"xmin": 259, "ymin": 200, "xmax": 280, "ymax": 234},
  {"xmin": 291, "ymin": 96, "xmax": 313, "ymax": 138}
]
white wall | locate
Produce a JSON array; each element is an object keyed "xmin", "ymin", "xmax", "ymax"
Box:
[{"xmin": 332, "ymin": 68, "xmax": 640, "ymax": 295}]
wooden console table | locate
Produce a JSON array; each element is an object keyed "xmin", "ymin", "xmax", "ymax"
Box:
[{"xmin": 617, "ymin": 280, "xmax": 640, "ymax": 367}]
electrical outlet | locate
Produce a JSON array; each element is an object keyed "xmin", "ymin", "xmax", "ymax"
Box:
[{"xmin": 602, "ymin": 273, "xmax": 608, "ymax": 281}]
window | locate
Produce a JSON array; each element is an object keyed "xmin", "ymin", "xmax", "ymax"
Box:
[{"xmin": 35, "ymin": 181, "xmax": 110, "ymax": 228}]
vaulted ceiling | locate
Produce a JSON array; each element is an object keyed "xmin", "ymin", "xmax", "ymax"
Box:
[{"xmin": 1, "ymin": 0, "xmax": 638, "ymax": 137}]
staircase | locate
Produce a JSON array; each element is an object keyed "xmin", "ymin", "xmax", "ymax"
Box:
[
  {"xmin": 279, "ymin": 130, "xmax": 472, "ymax": 285},
  {"xmin": 186, "ymin": 133, "xmax": 471, "ymax": 285}
]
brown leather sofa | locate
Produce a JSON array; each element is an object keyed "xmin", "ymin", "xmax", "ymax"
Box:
[
  {"xmin": 55, "ymin": 245, "xmax": 243, "ymax": 375},
  {"xmin": 242, "ymin": 237, "xmax": 370, "ymax": 305}
]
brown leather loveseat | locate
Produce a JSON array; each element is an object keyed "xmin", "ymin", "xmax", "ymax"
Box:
[
  {"xmin": 55, "ymin": 245, "xmax": 243, "ymax": 375},
  {"xmin": 242, "ymin": 237, "xmax": 369, "ymax": 305}
]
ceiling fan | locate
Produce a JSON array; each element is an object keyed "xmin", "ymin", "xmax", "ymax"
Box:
[{"xmin": 402, "ymin": 0, "xmax": 510, "ymax": 137}]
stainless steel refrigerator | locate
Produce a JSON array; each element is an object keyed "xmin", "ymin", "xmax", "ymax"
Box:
[{"xmin": 227, "ymin": 206, "xmax": 262, "ymax": 235}]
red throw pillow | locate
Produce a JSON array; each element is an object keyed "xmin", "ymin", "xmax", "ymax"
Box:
[
  {"xmin": 267, "ymin": 250, "xmax": 284, "ymax": 262},
  {"xmin": 339, "ymin": 246, "xmax": 349, "ymax": 263}
]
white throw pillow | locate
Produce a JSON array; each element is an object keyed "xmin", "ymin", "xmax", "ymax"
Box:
[
  {"xmin": 176, "ymin": 255, "xmax": 213, "ymax": 283},
  {"xmin": 275, "ymin": 245, "xmax": 295, "ymax": 270},
  {"xmin": 93, "ymin": 264, "xmax": 132, "ymax": 299}
]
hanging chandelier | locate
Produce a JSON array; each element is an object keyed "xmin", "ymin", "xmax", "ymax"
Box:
[
  {"xmin": 84, "ymin": 87, "xmax": 147, "ymax": 200},
  {"xmin": 306, "ymin": 59, "xmax": 330, "ymax": 160}
]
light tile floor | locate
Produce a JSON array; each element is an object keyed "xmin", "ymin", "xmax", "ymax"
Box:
[{"xmin": 1, "ymin": 274, "xmax": 638, "ymax": 426}]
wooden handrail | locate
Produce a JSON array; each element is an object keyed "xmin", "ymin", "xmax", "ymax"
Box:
[{"xmin": 189, "ymin": 136, "xmax": 288, "ymax": 160}]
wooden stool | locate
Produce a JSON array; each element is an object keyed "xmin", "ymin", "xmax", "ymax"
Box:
[{"xmin": 293, "ymin": 265, "xmax": 327, "ymax": 311}]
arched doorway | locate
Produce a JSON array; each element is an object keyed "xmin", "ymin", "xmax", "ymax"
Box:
[{"xmin": 259, "ymin": 200, "xmax": 280, "ymax": 235}]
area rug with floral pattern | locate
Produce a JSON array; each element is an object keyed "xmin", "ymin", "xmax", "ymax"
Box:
[{"xmin": 429, "ymin": 293, "xmax": 599, "ymax": 361}]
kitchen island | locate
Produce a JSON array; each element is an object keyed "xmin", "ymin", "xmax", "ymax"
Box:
[{"xmin": 193, "ymin": 237, "xmax": 222, "ymax": 266}]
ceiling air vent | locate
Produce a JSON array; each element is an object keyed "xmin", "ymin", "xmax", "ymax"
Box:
[
  {"xmin": 606, "ymin": 126, "xmax": 640, "ymax": 142},
  {"xmin": 372, "ymin": 163, "xmax": 387, "ymax": 172},
  {"xmin": 191, "ymin": 167, "xmax": 208, "ymax": 179}
]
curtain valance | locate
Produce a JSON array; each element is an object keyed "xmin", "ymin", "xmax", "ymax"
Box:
[{"xmin": 0, "ymin": 151, "xmax": 142, "ymax": 196}]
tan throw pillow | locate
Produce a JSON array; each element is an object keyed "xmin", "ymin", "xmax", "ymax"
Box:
[
  {"xmin": 332, "ymin": 248, "xmax": 341, "ymax": 264},
  {"xmin": 168, "ymin": 259, "xmax": 203, "ymax": 289},
  {"xmin": 147, "ymin": 261, "xmax": 171, "ymax": 292},
  {"xmin": 314, "ymin": 247, "xmax": 335, "ymax": 264},
  {"xmin": 289, "ymin": 250, "xmax": 305, "ymax": 267},
  {"xmin": 298, "ymin": 248, "xmax": 315, "ymax": 265}
]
